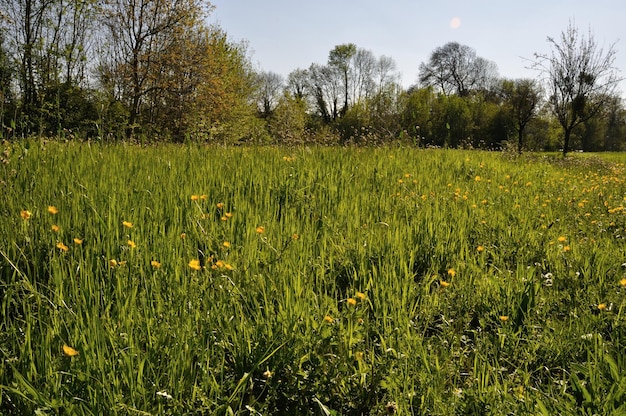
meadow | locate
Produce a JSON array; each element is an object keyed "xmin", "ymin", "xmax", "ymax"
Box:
[{"xmin": 0, "ymin": 140, "xmax": 625, "ymax": 415}]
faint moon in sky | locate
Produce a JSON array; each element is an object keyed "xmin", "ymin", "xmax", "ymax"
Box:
[{"xmin": 450, "ymin": 17, "xmax": 462, "ymax": 29}]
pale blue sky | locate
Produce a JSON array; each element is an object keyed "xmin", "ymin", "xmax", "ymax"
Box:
[{"xmin": 211, "ymin": 1, "xmax": 625, "ymax": 93}]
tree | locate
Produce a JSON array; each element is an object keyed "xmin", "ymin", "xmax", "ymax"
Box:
[
  {"xmin": 100, "ymin": 0, "xmax": 211, "ymax": 138},
  {"xmin": 419, "ymin": 42, "xmax": 498, "ymax": 97},
  {"xmin": 534, "ymin": 21, "xmax": 621, "ymax": 155},
  {"xmin": 0, "ymin": 28, "xmax": 15, "ymax": 138},
  {"xmin": 308, "ymin": 62, "xmax": 340, "ymax": 123},
  {"xmin": 499, "ymin": 79, "xmax": 542, "ymax": 153},
  {"xmin": 328, "ymin": 43, "xmax": 356, "ymax": 116},
  {"xmin": 255, "ymin": 70, "xmax": 284, "ymax": 118},
  {"xmin": 268, "ymin": 92, "xmax": 308, "ymax": 144},
  {"xmin": 1, "ymin": 0, "xmax": 97, "ymax": 136},
  {"xmin": 601, "ymin": 95, "xmax": 626, "ymax": 151},
  {"xmin": 286, "ymin": 68, "xmax": 309, "ymax": 101}
]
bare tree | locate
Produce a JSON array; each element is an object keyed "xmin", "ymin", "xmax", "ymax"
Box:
[
  {"xmin": 350, "ymin": 48, "xmax": 375, "ymax": 104},
  {"xmin": 286, "ymin": 68, "xmax": 309, "ymax": 100},
  {"xmin": 419, "ymin": 42, "xmax": 498, "ymax": 96},
  {"xmin": 374, "ymin": 55, "xmax": 398, "ymax": 94},
  {"xmin": 534, "ymin": 21, "xmax": 621, "ymax": 155},
  {"xmin": 308, "ymin": 62, "xmax": 340, "ymax": 122},
  {"xmin": 328, "ymin": 43, "xmax": 356, "ymax": 116},
  {"xmin": 255, "ymin": 70, "xmax": 284, "ymax": 117},
  {"xmin": 2, "ymin": 0, "xmax": 48, "ymax": 119}
]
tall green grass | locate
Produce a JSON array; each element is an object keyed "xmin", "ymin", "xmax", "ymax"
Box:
[{"xmin": 1, "ymin": 140, "xmax": 625, "ymax": 415}]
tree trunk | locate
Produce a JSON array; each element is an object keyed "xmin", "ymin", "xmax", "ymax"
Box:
[{"xmin": 562, "ymin": 128, "xmax": 571, "ymax": 156}]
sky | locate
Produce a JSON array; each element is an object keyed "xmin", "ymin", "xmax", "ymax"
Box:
[{"xmin": 210, "ymin": 1, "xmax": 625, "ymax": 95}]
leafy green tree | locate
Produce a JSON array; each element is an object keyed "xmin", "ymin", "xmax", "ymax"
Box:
[
  {"xmin": 601, "ymin": 95, "xmax": 626, "ymax": 151},
  {"xmin": 400, "ymin": 86, "xmax": 437, "ymax": 146},
  {"xmin": 100, "ymin": 0, "xmax": 212, "ymax": 138},
  {"xmin": 2, "ymin": 0, "xmax": 97, "ymax": 136},
  {"xmin": 499, "ymin": 79, "xmax": 542, "ymax": 153},
  {"xmin": 468, "ymin": 94, "xmax": 509, "ymax": 149},
  {"xmin": 438, "ymin": 94, "xmax": 473, "ymax": 147},
  {"xmin": 534, "ymin": 21, "xmax": 621, "ymax": 155},
  {"xmin": 268, "ymin": 93, "xmax": 309, "ymax": 144}
]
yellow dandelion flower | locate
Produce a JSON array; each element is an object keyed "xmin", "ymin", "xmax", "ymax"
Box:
[
  {"xmin": 477, "ymin": 245, "xmax": 485, "ymax": 252},
  {"xmin": 620, "ymin": 278, "xmax": 626, "ymax": 287},
  {"xmin": 216, "ymin": 202, "xmax": 224, "ymax": 209},
  {"xmin": 62, "ymin": 344, "xmax": 79, "ymax": 357},
  {"xmin": 73, "ymin": 238, "xmax": 83, "ymax": 245},
  {"xmin": 291, "ymin": 233, "xmax": 299, "ymax": 240},
  {"xmin": 225, "ymin": 212, "xmax": 233, "ymax": 218},
  {"xmin": 48, "ymin": 205, "xmax": 58, "ymax": 214},
  {"xmin": 440, "ymin": 280, "xmax": 451, "ymax": 288},
  {"xmin": 323, "ymin": 315, "xmax": 334, "ymax": 323},
  {"xmin": 557, "ymin": 236, "xmax": 567, "ymax": 243},
  {"xmin": 20, "ymin": 210, "xmax": 32, "ymax": 220},
  {"xmin": 563, "ymin": 245, "xmax": 571, "ymax": 252},
  {"xmin": 188, "ymin": 259, "xmax": 201, "ymax": 271},
  {"xmin": 122, "ymin": 221, "xmax": 133, "ymax": 228},
  {"xmin": 109, "ymin": 259, "xmax": 118, "ymax": 268},
  {"xmin": 347, "ymin": 298, "xmax": 357, "ymax": 306},
  {"xmin": 191, "ymin": 194, "xmax": 199, "ymax": 201},
  {"xmin": 215, "ymin": 260, "xmax": 225, "ymax": 268},
  {"xmin": 220, "ymin": 216, "xmax": 228, "ymax": 221},
  {"xmin": 223, "ymin": 241, "xmax": 231, "ymax": 248},
  {"xmin": 447, "ymin": 268, "xmax": 456, "ymax": 278},
  {"xmin": 180, "ymin": 233, "xmax": 186, "ymax": 239},
  {"xmin": 256, "ymin": 226, "xmax": 265, "ymax": 234},
  {"xmin": 51, "ymin": 224, "xmax": 60, "ymax": 232},
  {"xmin": 598, "ymin": 303, "xmax": 607, "ymax": 311},
  {"xmin": 224, "ymin": 263, "xmax": 234, "ymax": 271},
  {"xmin": 499, "ymin": 315, "xmax": 509, "ymax": 322},
  {"xmin": 127, "ymin": 240, "xmax": 137, "ymax": 249},
  {"xmin": 56, "ymin": 242, "xmax": 69, "ymax": 252},
  {"xmin": 356, "ymin": 292, "xmax": 367, "ymax": 300},
  {"xmin": 151, "ymin": 260, "xmax": 161, "ymax": 269},
  {"xmin": 475, "ymin": 175, "xmax": 481, "ymax": 182}
]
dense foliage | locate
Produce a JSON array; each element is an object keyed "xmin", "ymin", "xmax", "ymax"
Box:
[{"xmin": 0, "ymin": 1, "xmax": 624, "ymax": 150}]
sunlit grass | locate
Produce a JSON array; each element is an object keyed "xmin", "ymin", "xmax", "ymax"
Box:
[{"xmin": 1, "ymin": 140, "xmax": 625, "ymax": 414}]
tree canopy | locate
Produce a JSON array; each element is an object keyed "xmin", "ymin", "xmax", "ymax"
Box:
[
  {"xmin": 0, "ymin": 6, "xmax": 623, "ymax": 151},
  {"xmin": 533, "ymin": 21, "xmax": 622, "ymax": 155}
]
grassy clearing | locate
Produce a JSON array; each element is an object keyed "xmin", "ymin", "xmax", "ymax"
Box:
[{"xmin": 1, "ymin": 140, "xmax": 625, "ymax": 415}]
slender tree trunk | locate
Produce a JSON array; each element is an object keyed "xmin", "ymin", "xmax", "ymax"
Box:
[
  {"xmin": 563, "ymin": 128, "xmax": 571, "ymax": 156},
  {"xmin": 127, "ymin": 52, "xmax": 141, "ymax": 138}
]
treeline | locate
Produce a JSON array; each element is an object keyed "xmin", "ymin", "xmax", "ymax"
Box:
[{"xmin": 1, "ymin": 0, "xmax": 624, "ymax": 152}]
